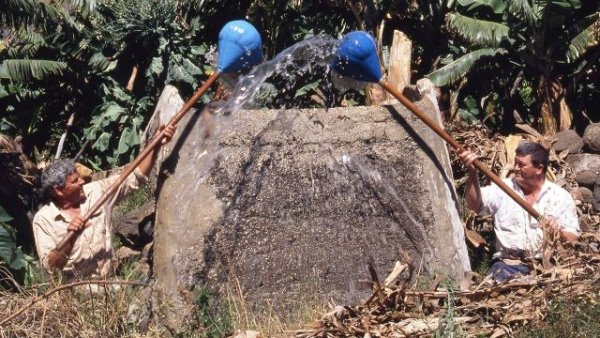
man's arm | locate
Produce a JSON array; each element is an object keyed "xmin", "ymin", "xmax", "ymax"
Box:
[
  {"xmin": 545, "ymin": 217, "xmax": 580, "ymax": 242},
  {"xmin": 545, "ymin": 191, "xmax": 581, "ymax": 243},
  {"xmin": 459, "ymin": 150, "xmax": 483, "ymax": 212},
  {"xmin": 44, "ymin": 216, "xmax": 85, "ymax": 270},
  {"xmin": 33, "ymin": 213, "xmax": 84, "ymax": 271},
  {"xmin": 138, "ymin": 124, "xmax": 176, "ymax": 177}
]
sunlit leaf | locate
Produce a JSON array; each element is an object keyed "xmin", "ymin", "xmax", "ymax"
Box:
[
  {"xmin": 507, "ymin": 0, "xmax": 537, "ymax": 26},
  {"xmin": 0, "ymin": 223, "xmax": 15, "ymax": 264},
  {"xmin": 566, "ymin": 20, "xmax": 599, "ymax": 62},
  {"xmin": 447, "ymin": 13, "xmax": 510, "ymax": 47},
  {"xmin": 295, "ymin": 80, "xmax": 320, "ymax": 98},
  {"xmin": 116, "ymin": 126, "xmax": 139, "ymax": 155},
  {"xmin": 0, "ymin": 205, "xmax": 13, "ymax": 223},
  {"xmin": 89, "ymin": 52, "xmax": 116, "ymax": 73},
  {"xmin": 93, "ymin": 132, "xmax": 111, "ymax": 152},
  {"xmin": 3, "ymin": 59, "xmax": 67, "ymax": 82},
  {"xmin": 427, "ymin": 48, "xmax": 506, "ymax": 86}
]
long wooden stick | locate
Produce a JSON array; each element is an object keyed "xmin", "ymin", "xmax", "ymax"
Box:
[
  {"xmin": 379, "ymin": 80, "xmax": 541, "ymax": 220},
  {"xmin": 54, "ymin": 71, "xmax": 221, "ymax": 252}
]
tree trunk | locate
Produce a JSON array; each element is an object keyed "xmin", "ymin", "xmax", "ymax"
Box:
[
  {"xmin": 387, "ymin": 30, "xmax": 412, "ymax": 98},
  {"xmin": 538, "ymin": 76, "xmax": 571, "ymax": 135},
  {"xmin": 126, "ymin": 65, "xmax": 139, "ymax": 92}
]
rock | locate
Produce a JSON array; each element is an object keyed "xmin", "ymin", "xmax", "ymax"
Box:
[
  {"xmin": 572, "ymin": 187, "xmax": 594, "ymax": 204},
  {"xmin": 116, "ymin": 246, "xmax": 141, "ymax": 263},
  {"xmin": 593, "ymin": 184, "xmax": 600, "ymax": 211},
  {"xmin": 153, "ymin": 102, "xmax": 470, "ymax": 332},
  {"xmin": 566, "ymin": 154, "xmax": 600, "ymax": 179},
  {"xmin": 140, "ymin": 242, "xmax": 153, "ymax": 263},
  {"xmin": 552, "ymin": 129, "xmax": 583, "ymax": 154},
  {"xmin": 574, "ymin": 170, "xmax": 600, "ymax": 187},
  {"xmin": 583, "ymin": 123, "xmax": 600, "ymax": 153},
  {"xmin": 126, "ymin": 287, "xmax": 153, "ymax": 332},
  {"xmin": 113, "ymin": 201, "xmax": 155, "ymax": 249},
  {"xmin": 231, "ymin": 331, "xmax": 261, "ymax": 338}
]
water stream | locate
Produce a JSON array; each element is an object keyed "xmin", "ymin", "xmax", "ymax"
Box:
[{"xmin": 167, "ymin": 34, "xmax": 433, "ymax": 271}]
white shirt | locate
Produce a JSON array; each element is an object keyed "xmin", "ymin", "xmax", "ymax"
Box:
[
  {"xmin": 480, "ymin": 178, "xmax": 580, "ymax": 259},
  {"xmin": 33, "ymin": 169, "xmax": 146, "ymax": 279}
]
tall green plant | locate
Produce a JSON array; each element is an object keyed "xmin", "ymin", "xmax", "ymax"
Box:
[
  {"xmin": 1, "ymin": 0, "xmax": 213, "ymax": 169},
  {"xmin": 0, "ymin": 204, "xmax": 33, "ymax": 285},
  {"xmin": 428, "ymin": 0, "xmax": 600, "ymax": 133}
]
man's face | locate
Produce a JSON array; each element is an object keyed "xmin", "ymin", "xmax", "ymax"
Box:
[
  {"xmin": 55, "ymin": 172, "xmax": 86, "ymax": 205},
  {"xmin": 513, "ymin": 154, "xmax": 543, "ymax": 185}
]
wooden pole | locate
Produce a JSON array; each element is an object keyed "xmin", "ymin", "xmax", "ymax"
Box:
[
  {"xmin": 53, "ymin": 71, "xmax": 221, "ymax": 252},
  {"xmin": 379, "ymin": 79, "xmax": 541, "ymax": 220}
]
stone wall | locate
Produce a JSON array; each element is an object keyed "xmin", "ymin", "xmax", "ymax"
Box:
[
  {"xmin": 152, "ymin": 101, "xmax": 470, "ymax": 330},
  {"xmin": 557, "ymin": 124, "xmax": 600, "ymax": 212}
]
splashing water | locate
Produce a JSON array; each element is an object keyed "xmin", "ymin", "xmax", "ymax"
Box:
[
  {"xmin": 217, "ymin": 35, "xmax": 364, "ymax": 114},
  {"xmin": 159, "ymin": 33, "xmax": 457, "ymax": 287},
  {"xmin": 174, "ymin": 35, "xmax": 392, "ymax": 218}
]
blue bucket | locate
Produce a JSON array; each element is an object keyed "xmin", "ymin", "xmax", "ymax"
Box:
[
  {"xmin": 332, "ymin": 31, "xmax": 382, "ymax": 83},
  {"xmin": 218, "ymin": 20, "xmax": 263, "ymax": 73}
]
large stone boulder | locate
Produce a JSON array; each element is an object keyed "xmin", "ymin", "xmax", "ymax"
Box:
[
  {"xmin": 552, "ymin": 129, "xmax": 583, "ymax": 154},
  {"xmin": 583, "ymin": 123, "xmax": 600, "ymax": 153},
  {"xmin": 566, "ymin": 154, "xmax": 600, "ymax": 186},
  {"xmin": 152, "ymin": 101, "xmax": 470, "ymax": 331}
]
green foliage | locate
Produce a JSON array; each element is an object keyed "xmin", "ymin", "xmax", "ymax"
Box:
[
  {"xmin": 566, "ymin": 15, "xmax": 600, "ymax": 62},
  {"xmin": 434, "ymin": 282, "xmax": 465, "ymax": 338},
  {"xmin": 82, "ymin": 81, "xmax": 148, "ymax": 168},
  {"xmin": 112, "ymin": 184, "xmax": 152, "ymax": 223},
  {"xmin": 518, "ymin": 78, "xmax": 536, "ymax": 107},
  {"xmin": 1, "ymin": 59, "xmax": 68, "ymax": 81},
  {"xmin": 446, "ymin": 13, "xmax": 509, "ymax": 47},
  {"xmin": 0, "ymin": 204, "xmax": 34, "ymax": 283},
  {"xmin": 195, "ymin": 287, "xmax": 233, "ymax": 338},
  {"xmin": 428, "ymin": 47, "xmax": 506, "ymax": 86},
  {"xmin": 0, "ymin": 0, "xmax": 213, "ymax": 169},
  {"xmin": 457, "ymin": 95, "xmax": 481, "ymax": 123},
  {"xmin": 0, "ymin": 0, "xmax": 64, "ymax": 31},
  {"xmin": 515, "ymin": 298, "xmax": 600, "ymax": 338},
  {"xmin": 430, "ymin": 0, "xmax": 600, "ymax": 130}
]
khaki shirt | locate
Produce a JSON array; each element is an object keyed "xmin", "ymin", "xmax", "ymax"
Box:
[{"xmin": 33, "ymin": 169, "xmax": 147, "ymax": 279}]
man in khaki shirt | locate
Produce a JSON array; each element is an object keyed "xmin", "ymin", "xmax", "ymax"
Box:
[{"xmin": 33, "ymin": 125, "xmax": 175, "ymax": 279}]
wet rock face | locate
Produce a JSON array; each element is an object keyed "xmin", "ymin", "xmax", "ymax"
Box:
[{"xmin": 153, "ymin": 102, "xmax": 469, "ymax": 330}]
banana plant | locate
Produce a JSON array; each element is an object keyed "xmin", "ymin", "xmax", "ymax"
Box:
[{"xmin": 428, "ymin": 0, "xmax": 600, "ymax": 133}]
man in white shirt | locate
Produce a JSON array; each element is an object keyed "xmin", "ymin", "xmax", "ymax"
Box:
[
  {"xmin": 33, "ymin": 125, "xmax": 175, "ymax": 279},
  {"xmin": 460, "ymin": 141, "xmax": 580, "ymax": 282}
]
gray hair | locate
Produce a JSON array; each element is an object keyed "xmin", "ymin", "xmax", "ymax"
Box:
[{"xmin": 40, "ymin": 159, "xmax": 76, "ymax": 200}]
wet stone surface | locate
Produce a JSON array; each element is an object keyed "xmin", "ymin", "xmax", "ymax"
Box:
[{"xmin": 153, "ymin": 102, "xmax": 469, "ymax": 329}]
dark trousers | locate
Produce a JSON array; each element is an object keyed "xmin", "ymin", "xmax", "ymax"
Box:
[{"xmin": 486, "ymin": 259, "xmax": 530, "ymax": 283}]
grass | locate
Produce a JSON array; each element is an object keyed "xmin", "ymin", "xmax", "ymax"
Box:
[
  {"xmin": 194, "ymin": 287, "xmax": 233, "ymax": 338},
  {"xmin": 0, "ymin": 275, "xmax": 155, "ymax": 337},
  {"xmin": 514, "ymin": 297, "xmax": 600, "ymax": 338},
  {"xmin": 433, "ymin": 280, "xmax": 467, "ymax": 338},
  {"xmin": 112, "ymin": 184, "xmax": 153, "ymax": 223},
  {"xmin": 222, "ymin": 278, "xmax": 329, "ymax": 337}
]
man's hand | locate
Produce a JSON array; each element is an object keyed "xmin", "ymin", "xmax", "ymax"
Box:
[
  {"xmin": 544, "ymin": 216, "xmax": 560, "ymax": 233},
  {"xmin": 47, "ymin": 249, "xmax": 69, "ymax": 269},
  {"xmin": 459, "ymin": 149, "xmax": 479, "ymax": 172},
  {"xmin": 159, "ymin": 124, "xmax": 176, "ymax": 144},
  {"xmin": 543, "ymin": 216, "xmax": 580, "ymax": 242},
  {"xmin": 67, "ymin": 215, "xmax": 86, "ymax": 232},
  {"xmin": 460, "ymin": 148, "xmax": 484, "ymax": 212}
]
